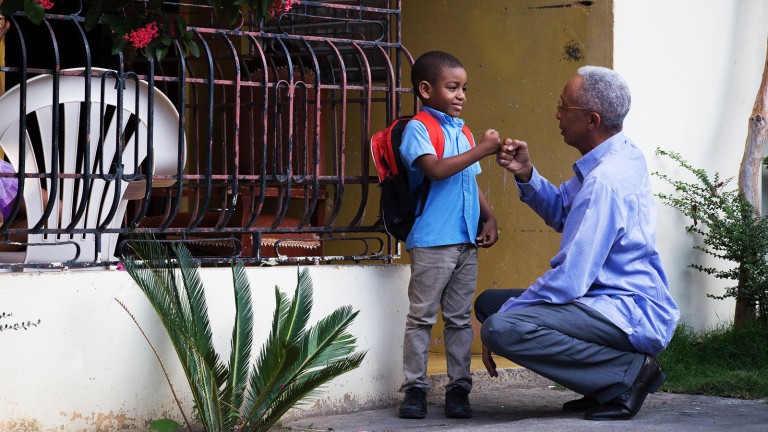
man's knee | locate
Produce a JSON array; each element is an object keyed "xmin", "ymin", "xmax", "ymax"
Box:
[
  {"xmin": 474, "ymin": 291, "xmax": 494, "ymax": 323},
  {"xmin": 480, "ymin": 313, "xmax": 525, "ymax": 354},
  {"xmin": 474, "ymin": 289, "xmax": 526, "ymax": 323},
  {"xmin": 479, "ymin": 316, "xmax": 498, "ymax": 350}
]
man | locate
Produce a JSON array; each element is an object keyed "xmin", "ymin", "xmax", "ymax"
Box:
[{"xmin": 478, "ymin": 66, "xmax": 680, "ymax": 420}]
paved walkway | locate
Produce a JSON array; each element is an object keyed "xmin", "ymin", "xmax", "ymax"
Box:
[{"xmin": 281, "ymin": 368, "xmax": 768, "ymax": 432}]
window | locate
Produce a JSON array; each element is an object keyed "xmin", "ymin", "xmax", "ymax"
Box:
[{"xmin": 0, "ymin": 1, "xmax": 412, "ymax": 269}]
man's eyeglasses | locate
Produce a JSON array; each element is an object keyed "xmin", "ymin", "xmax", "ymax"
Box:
[{"xmin": 557, "ymin": 100, "xmax": 592, "ymax": 112}]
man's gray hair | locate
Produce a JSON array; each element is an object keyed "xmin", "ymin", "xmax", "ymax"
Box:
[{"xmin": 574, "ymin": 66, "xmax": 631, "ymax": 131}]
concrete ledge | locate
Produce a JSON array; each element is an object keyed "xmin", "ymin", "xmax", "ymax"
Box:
[{"xmin": 0, "ymin": 265, "xmax": 414, "ymax": 430}]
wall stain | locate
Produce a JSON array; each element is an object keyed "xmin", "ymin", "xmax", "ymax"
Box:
[
  {"xmin": 529, "ymin": 1, "xmax": 595, "ymax": 9},
  {"xmin": 563, "ymin": 39, "xmax": 584, "ymax": 61},
  {"xmin": 60, "ymin": 410, "xmax": 134, "ymax": 432},
  {"xmin": 1, "ymin": 418, "xmax": 42, "ymax": 432}
]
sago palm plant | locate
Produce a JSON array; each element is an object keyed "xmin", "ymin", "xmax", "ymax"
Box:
[{"xmin": 118, "ymin": 237, "xmax": 366, "ymax": 432}]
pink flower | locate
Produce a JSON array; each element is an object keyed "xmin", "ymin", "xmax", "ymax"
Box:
[
  {"xmin": 35, "ymin": 0, "xmax": 54, "ymax": 10},
  {"xmin": 122, "ymin": 22, "xmax": 160, "ymax": 49},
  {"xmin": 270, "ymin": 0, "xmax": 299, "ymax": 17}
]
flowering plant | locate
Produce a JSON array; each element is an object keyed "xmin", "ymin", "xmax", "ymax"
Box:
[
  {"xmin": 0, "ymin": 0, "xmax": 299, "ymax": 61},
  {"xmin": 0, "ymin": 0, "xmax": 54, "ymax": 27}
]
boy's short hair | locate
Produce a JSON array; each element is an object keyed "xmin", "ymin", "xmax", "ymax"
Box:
[{"xmin": 411, "ymin": 51, "xmax": 464, "ymax": 97}]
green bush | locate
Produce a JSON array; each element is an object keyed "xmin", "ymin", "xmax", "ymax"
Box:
[
  {"xmin": 119, "ymin": 237, "xmax": 366, "ymax": 432},
  {"xmin": 654, "ymin": 148, "xmax": 768, "ymax": 322}
]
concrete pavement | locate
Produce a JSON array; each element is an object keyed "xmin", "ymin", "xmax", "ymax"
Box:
[{"xmin": 281, "ymin": 368, "xmax": 768, "ymax": 432}]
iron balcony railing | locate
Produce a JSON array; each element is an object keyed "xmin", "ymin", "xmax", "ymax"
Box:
[{"xmin": 0, "ymin": 0, "xmax": 417, "ymax": 269}]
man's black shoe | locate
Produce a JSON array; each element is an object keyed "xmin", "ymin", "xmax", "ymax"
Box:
[
  {"xmin": 399, "ymin": 387, "xmax": 427, "ymax": 419},
  {"xmin": 585, "ymin": 356, "xmax": 666, "ymax": 420},
  {"xmin": 562, "ymin": 396, "xmax": 599, "ymax": 412},
  {"xmin": 445, "ymin": 386, "xmax": 472, "ymax": 418}
]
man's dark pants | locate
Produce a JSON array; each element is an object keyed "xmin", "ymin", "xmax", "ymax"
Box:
[{"xmin": 475, "ymin": 289, "xmax": 646, "ymax": 404}]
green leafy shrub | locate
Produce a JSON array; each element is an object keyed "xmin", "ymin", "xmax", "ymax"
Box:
[
  {"xmin": 119, "ymin": 237, "xmax": 366, "ymax": 432},
  {"xmin": 654, "ymin": 148, "xmax": 768, "ymax": 322}
]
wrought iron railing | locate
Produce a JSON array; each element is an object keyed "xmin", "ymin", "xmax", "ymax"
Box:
[{"xmin": 0, "ymin": 0, "xmax": 416, "ymax": 269}]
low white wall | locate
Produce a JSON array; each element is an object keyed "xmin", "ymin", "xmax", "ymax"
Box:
[
  {"xmin": 614, "ymin": 0, "xmax": 768, "ymax": 330},
  {"xmin": 0, "ymin": 264, "xmax": 410, "ymax": 431}
]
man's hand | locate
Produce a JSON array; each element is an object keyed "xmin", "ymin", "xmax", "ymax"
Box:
[
  {"xmin": 478, "ymin": 129, "xmax": 501, "ymax": 157},
  {"xmin": 497, "ymin": 138, "xmax": 533, "ymax": 182},
  {"xmin": 482, "ymin": 343, "xmax": 498, "ymax": 378}
]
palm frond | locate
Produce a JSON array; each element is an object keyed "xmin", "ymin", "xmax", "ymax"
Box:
[
  {"xmin": 248, "ymin": 351, "xmax": 367, "ymax": 431},
  {"xmin": 221, "ymin": 261, "xmax": 254, "ymax": 428},
  {"xmin": 122, "ymin": 237, "xmax": 185, "ymax": 331},
  {"xmin": 273, "ymin": 307, "xmax": 360, "ymax": 393},
  {"xmin": 266, "ymin": 307, "xmax": 363, "ymax": 408},
  {"xmin": 279, "ymin": 268, "xmax": 313, "ymax": 346},
  {"xmin": 121, "ymin": 239, "xmax": 365, "ymax": 432},
  {"xmin": 300, "ymin": 307, "xmax": 360, "ymax": 368},
  {"xmin": 172, "ymin": 243, "xmax": 227, "ymax": 385},
  {"xmin": 240, "ymin": 287, "xmax": 292, "ymax": 422},
  {"xmin": 121, "ymin": 237, "xmax": 227, "ymax": 431},
  {"xmin": 242, "ymin": 278, "xmax": 366, "ymax": 430}
]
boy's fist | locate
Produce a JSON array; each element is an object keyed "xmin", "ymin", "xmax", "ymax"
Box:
[{"xmin": 479, "ymin": 129, "xmax": 501, "ymax": 156}]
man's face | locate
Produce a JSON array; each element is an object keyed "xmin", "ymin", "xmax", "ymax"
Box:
[
  {"xmin": 556, "ymin": 75, "xmax": 593, "ymax": 154},
  {"xmin": 421, "ymin": 67, "xmax": 467, "ymax": 117}
]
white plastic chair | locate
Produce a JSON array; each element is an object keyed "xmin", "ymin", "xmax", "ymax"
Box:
[{"xmin": 0, "ymin": 68, "xmax": 182, "ymax": 265}]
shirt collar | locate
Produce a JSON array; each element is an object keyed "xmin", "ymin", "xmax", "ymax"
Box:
[
  {"xmin": 573, "ymin": 131, "xmax": 626, "ymax": 181},
  {"xmin": 421, "ymin": 106, "xmax": 465, "ymax": 128}
]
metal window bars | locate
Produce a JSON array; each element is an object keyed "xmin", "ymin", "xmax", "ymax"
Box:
[{"xmin": 0, "ymin": 0, "xmax": 416, "ymax": 269}]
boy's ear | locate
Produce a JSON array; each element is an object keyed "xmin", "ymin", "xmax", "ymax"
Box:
[{"xmin": 417, "ymin": 80, "xmax": 431, "ymax": 100}]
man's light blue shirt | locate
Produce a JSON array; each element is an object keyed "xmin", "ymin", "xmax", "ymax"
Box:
[
  {"xmin": 499, "ymin": 132, "xmax": 680, "ymax": 355},
  {"xmin": 399, "ymin": 106, "xmax": 481, "ymax": 250}
]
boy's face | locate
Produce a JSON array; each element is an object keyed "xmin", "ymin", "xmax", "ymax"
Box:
[{"xmin": 418, "ymin": 67, "xmax": 467, "ymax": 117}]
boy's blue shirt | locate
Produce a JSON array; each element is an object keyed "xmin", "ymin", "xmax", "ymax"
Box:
[{"xmin": 399, "ymin": 106, "xmax": 481, "ymax": 250}]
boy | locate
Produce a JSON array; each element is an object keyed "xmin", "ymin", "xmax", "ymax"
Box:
[{"xmin": 398, "ymin": 51, "xmax": 500, "ymax": 419}]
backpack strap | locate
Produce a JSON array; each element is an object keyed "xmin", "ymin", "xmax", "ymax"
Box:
[
  {"xmin": 412, "ymin": 110, "xmax": 475, "ymax": 158},
  {"xmin": 412, "ymin": 110, "xmax": 445, "ymax": 158},
  {"xmin": 461, "ymin": 125, "xmax": 475, "ymax": 148}
]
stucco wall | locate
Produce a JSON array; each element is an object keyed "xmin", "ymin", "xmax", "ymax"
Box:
[
  {"xmin": 614, "ymin": 0, "xmax": 768, "ymax": 330},
  {"xmin": 0, "ymin": 265, "xmax": 410, "ymax": 430}
]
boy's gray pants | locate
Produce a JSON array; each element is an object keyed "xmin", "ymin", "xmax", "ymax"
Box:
[{"xmin": 401, "ymin": 243, "xmax": 477, "ymax": 393}]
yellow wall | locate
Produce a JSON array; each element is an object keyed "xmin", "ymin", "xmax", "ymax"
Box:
[{"xmin": 401, "ymin": 0, "xmax": 614, "ymax": 352}]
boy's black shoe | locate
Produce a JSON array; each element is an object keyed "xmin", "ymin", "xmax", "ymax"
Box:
[
  {"xmin": 445, "ymin": 386, "xmax": 472, "ymax": 418},
  {"xmin": 399, "ymin": 387, "xmax": 427, "ymax": 419}
]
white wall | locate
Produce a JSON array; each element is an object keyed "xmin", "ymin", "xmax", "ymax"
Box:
[
  {"xmin": 614, "ymin": 0, "xmax": 768, "ymax": 330},
  {"xmin": 0, "ymin": 265, "xmax": 410, "ymax": 431}
]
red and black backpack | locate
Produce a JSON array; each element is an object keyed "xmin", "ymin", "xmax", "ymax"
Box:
[{"xmin": 371, "ymin": 110, "xmax": 474, "ymax": 242}]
